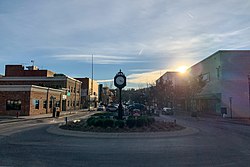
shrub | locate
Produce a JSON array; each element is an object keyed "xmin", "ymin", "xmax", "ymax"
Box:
[
  {"xmin": 103, "ymin": 119, "xmax": 114, "ymax": 128},
  {"xmin": 126, "ymin": 118, "xmax": 136, "ymax": 128},
  {"xmin": 148, "ymin": 117, "xmax": 155, "ymax": 124},
  {"xmin": 94, "ymin": 118, "xmax": 104, "ymax": 127},
  {"xmin": 137, "ymin": 116, "xmax": 148, "ymax": 127},
  {"xmin": 115, "ymin": 120, "xmax": 125, "ymax": 128},
  {"xmin": 92, "ymin": 112, "xmax": 114, "ymax": 117},
  {"xmin": 86, "ymin": 117, "xmax": 95, "ymax": 126}
]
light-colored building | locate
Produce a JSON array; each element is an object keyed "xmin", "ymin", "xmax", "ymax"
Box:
[
  {"xmin": 187, "ymin": 50, "xmax": 250, "ymax": 118},
  {"xmin": 102, "ymin": 87, "xmax": 114, "ymax": 106},
  {"xmin": 75, "ymin": 78, "xmax": 99, "ymax": 109},
  {"xmin": 156, "ymin": 71, "xmax": 187, "ymax": 109}
]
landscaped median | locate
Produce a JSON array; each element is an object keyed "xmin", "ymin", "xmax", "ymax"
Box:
[{"xmin": 60, "ymin": 112, "xmax": 184, "ymax": 133}]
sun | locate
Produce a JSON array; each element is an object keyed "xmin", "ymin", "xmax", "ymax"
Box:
[{"xmin": 176, "ymin": 66, "xmax": 188, "ymax": 73}]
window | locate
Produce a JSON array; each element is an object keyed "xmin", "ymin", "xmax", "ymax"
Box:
[
  {"xmin": 216, "ymin": 66, "xmax": 221, "ymax": 78},
  {"xmin": 202, "ymin": 73, "xmax": 210, "ymax": 81},
  {"xmin": 6, "ymin": 100, "xmax": 21, "ymax": 110},
  {"xmin": 34, "ymin": 100, "xmax": 39, "ymax": 109},
  {"xmin": 77, "ymin": 101, "xmax": 79, "ymax": 106},
  {"xmin": 56, "ymin": 101, "xmax": 60, "ymax": 107},
  {"xmin": 43, "ymin": 100, "xmax": 47, "ymax": 109},
  {"xmin": 68, "ymin": 101, "xmax": 70, "ymax": 107}
]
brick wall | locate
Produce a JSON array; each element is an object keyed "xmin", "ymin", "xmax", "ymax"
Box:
[{"xmin": 0, "ymin": 91, "xmax": 30, "ymax": 116}]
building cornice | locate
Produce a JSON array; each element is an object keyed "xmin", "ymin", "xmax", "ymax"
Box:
[{"xmin": 0, "ymin": 85, "xmax": 64, "ymax": 93}]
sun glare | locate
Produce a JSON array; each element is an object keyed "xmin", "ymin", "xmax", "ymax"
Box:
[{"xmin": 176, "ymin": 66, "xmax": 187, "ymax": 73}]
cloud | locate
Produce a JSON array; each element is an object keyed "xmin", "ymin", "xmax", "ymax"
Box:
[
  {"xmin": 1, "ymin": 0, "xmax": 250, "ymax": 88},
  {"xmin": 138, "ymin": 48, "xmax": 144, "ymax": 55},
  {"xmin": 128, "ymin": 69, "xmax": 153, "ymax": 72},
  {"xmin": 127, "ymin": 70, "xmax": 167, "ymax": 84},
  {"xmin": 53, "ymin": 54, "xmax": 143, "ymax": 64},
  {"xmin": 97, "ymin": 69, "xmax": 167, "ymax": 85},
  {"xmin": 97, "ymin": 79, "xmax": 113, "ymax": 83}
]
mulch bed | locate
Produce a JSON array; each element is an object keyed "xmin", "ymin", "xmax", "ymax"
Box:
[{"xmin": 60, "ymin": 120, "xmax": 185, "ymax": 133}]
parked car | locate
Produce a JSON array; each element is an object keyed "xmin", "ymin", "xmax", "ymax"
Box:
[
  {"xmin": 106, "ymin": 104, "xmax": 117, "ymax": 112},
  {"xmin": 162, "ymin": 107, "xmax": 174, "ymax": 115},
  {"xmin": 128, "ymin": 103, "xmax": 146, "ymax": 112},
  {"xmin": 97, "ymin": 105, "xmax": 105, "ymax": 111}
]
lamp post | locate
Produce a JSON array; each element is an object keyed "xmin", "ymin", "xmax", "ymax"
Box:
[{"xmin": 114, "ymin": 70, "xmax": 126, "ymax": 120}]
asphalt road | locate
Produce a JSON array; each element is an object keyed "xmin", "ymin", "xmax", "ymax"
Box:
[{"xmin": 1, "ymin": 114, "xmax": 250, "ymax": 167}]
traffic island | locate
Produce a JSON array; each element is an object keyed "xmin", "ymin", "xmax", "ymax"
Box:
[{"xmin": 59, "ymin": 112, "xmax": 185, "ymax": 133}]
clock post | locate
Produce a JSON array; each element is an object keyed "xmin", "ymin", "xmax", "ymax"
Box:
[{"xmin": 114, "ymin": 70, "xmax": 126, "ymax": 120}]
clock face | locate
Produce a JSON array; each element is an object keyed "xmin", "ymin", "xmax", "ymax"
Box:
[{"xmin": 115, "ymin": 76, "xmax": 125, "ymax": 85}]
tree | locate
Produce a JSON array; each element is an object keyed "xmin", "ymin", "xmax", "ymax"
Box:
[
  {"xmin": 186, "ymin": 74, "xmax": 207, "ymax": 112},
  {"xmin": 155, "ymin": 79, "xmax": 174, "ymax": 109}
]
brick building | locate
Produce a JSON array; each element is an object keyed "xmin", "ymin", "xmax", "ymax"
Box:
[
  {"xmin": 0, "ymin": 65, "xmax": 82, "ymax": 116},
  {"xmin": 0, "ymin": 85, "xmax": 64, "ymax": 116}
]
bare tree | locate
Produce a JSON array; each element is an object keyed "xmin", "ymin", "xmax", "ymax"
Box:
[
  {"xmin": 186, "ymin": 74, "xmax": 206, "ymax": 113},
  {"xmin": 155, "ymin": 79, "xmax": 174, "ymax": 109}
]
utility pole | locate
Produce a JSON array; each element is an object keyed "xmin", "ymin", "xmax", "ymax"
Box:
[
  {"xmin": 91, "ymin": 54, "xmax": 94, "ymax": 96},
  {"xmin": 89, "ymin": 54, "xmax": 94, "ymax": 111},
  {"xmin": 229, "ymin": 97, "xmax": 232, "ymax": 119}
]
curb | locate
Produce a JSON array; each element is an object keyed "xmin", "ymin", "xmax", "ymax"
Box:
[
  {"xmin": 46, "ymin": 124, "xmax": 199, "ymax": 139},
  {"xmin": 0, "ymin": 116, "xmax": 52, "ymax": 125},
  {"xmin": 219, "ymin": 119, "xmax": 250, "ymax": 126},
  {"xmin": 0, "ymin": 111, "xmax": 85, "ymax": 125}
]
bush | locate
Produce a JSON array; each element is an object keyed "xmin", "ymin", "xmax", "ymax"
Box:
[
  {"xmin": 87, "ymin": 117, "xmax": 95, "ymax": 126},
  {"xmin": 87, "ymin": 117, "xmax": 116, "ymax": 128},
  {"xmin": 94, "ymin": 118, "xmax": 104, "ymax": 127},
  {"xmin": 126, "ymin": 118, "xmax": 136, "ymax": 128},
  {"xmin": 115, "ymin": 120, "xmax": 125, "ymax": 128},
  {"xmin": 87, "ymin": 115, "xmax": 156, "ymax": 129},
  {"xmin": 103, "ymin": 119, "xmax": 114, "ymax": 128},
  {"xmin": 92, "ymin": 112, "xmax": 114, "ymax": 117},
  {"xmin": 137, "ymin": 116, "xmax": 148, "ymax": 127},
  {"xmin": 148, "ymin": 117, "xmax": 155, "ymax": 124}
]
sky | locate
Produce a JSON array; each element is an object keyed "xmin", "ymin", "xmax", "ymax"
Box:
[{"xmin": 0, "ymin": 0, "xmax": 250, "ymax": 89}]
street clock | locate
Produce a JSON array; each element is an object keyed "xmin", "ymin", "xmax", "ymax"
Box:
[
  {"xmin": 114, "ymin": 70, "xmax": 126, "ymax": 89},
  {"xmin": 114, "ymin": 70, "xmax": 126, "ymax": 119}
]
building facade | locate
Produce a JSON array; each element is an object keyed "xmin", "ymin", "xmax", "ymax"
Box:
[
  {"xmin": 0, "ymin": 65, "xmax": 82, "ymax": 115},
  {"xmin": 75, "ymin": 78, "xmax": 99, "ymax": 109},
  {"xmin": 0, "ymin": 85, "xmax": 64, "ymax": 116},
  {"xmin": 156, "ymin": 72, "xmax": 187, "ymax": 110},
  {"xmin": 187, "ymin": 50, "xmax": 250, "ymax": 118}
]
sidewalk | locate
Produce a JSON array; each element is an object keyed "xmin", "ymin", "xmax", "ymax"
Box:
[
  {"xmin": 219, "ymin": 117, "xmax": 250, "ymax": 126},
  {"xmin": 175, "ymin": 110, "xmax": 250, "ymax": 126},
  {"xmin": 0, "ymin": 109, "xmax": 89, "ymax": 124}
]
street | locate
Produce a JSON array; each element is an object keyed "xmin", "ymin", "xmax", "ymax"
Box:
[{"xmin": 1, "ymin": 114, "xmax": 250, "ymax": 167}]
